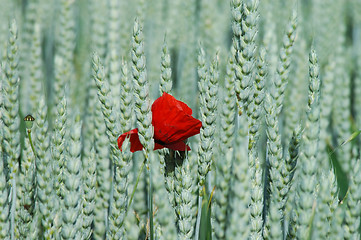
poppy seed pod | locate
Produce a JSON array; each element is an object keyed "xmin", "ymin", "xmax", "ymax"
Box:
[{"xmin": 24, "ymin": 114, "xmax": 35, "ymax": 129}]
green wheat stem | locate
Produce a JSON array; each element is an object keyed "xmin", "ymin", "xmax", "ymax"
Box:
[
  {"xmin": 149, "ymin": 166, "xmax": 154, "ymax": 240},
  {"xmin": 194, "ymin": 195, "xmax": 202, "ymax": 240},
  {"xmin": 128, "ymin": 158, "xmax": 146, "ymax": 209}
]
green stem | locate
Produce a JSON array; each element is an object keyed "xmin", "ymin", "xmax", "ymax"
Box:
[
  {"xmin": 128, "ymin": 157, "xmax": 146, "ymax": 208},
  {"xmin": 27, "ymin": 129, "xmax": 38, "ymax": 159},
  {"xmin": 195, "ymin": 195, "xmax": 203, "ymax": 240},
  {"xmin": 149, "ymin": 163, "xmax": 154, "ymax": 240}
]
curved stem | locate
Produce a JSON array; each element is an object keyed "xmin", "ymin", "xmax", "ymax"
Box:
[{"xmin": 27, "ymin": 129, "xmax": 38, "ymax": 159}]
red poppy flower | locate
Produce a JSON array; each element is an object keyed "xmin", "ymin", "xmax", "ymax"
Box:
[{"xmin": 117, "ymin": 92, "xmax": 202, "ymax": 152}]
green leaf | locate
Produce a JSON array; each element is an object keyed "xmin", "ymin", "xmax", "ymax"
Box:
[
  {"xmin": 327, "ymin": 144, "xmax": 348, "ymax": 200},
  {"xmin": 329, "ymin": 130, "xmax": 361, "ymax": 156},
  {"xmin": 340, "ymin": 130, "xmax": 361, "ymax": 147},
  {"xmin": 326, "ymin": 130, "xmax": 360, "ymax": 200},
  {"xmin": 199, "ymin": 187, "xmax": 214, "ymax": 240}
]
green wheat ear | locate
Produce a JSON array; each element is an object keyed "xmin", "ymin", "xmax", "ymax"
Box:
[{"xmin": 296, "ymin": 48, "xmax": 321, "ymax": 239}]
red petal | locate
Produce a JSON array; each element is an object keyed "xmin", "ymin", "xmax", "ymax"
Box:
[
  {"xmin": 152, "ymin": 93, "xmax": 202, "ymax": 144},
  {"xmin": 117, "ymin": 128, "xmax": 144, "ymax": 153},
  {"xmin": 153, "ymin": 140, "xmax": 191, "ymax": 151},
  {"xmin": 154, "ymin": 142, "xmax": 165, "ymax": 150},
  {"xmin": 163, "ymin": 141, "xmax": 191, "ymax": 151}
]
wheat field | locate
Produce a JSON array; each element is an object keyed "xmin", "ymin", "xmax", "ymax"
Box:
[{"xmin": 0, "ymin": 0, "xmax": 361, "ymax": 239}]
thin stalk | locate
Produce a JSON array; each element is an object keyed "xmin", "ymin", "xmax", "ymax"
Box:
[
  {"xmin": 149, "ymin": 165, "xmax": 154, "ymax": 240},
  {"xmin": 195, "ymin": 196, "xmax": 202, "ymax": 240},
  {"xmin": 27, "ymin": 129, "xmax": 38, "ymax": 159},
  {"xmin": 11, "ymin": 178, "xmax": 16, "ymax": 240},
  {"xmin": 128, "ymin": 158, "xmax": 146, "ymax": 208}
]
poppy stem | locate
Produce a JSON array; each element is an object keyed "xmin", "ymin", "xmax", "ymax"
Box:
[
  {"xmin": 128, "ymin": 157, "xmax": 146, "ymax": 208},
  {"xmin": 27, "ymin": 129, "xmax": 38, "ymax": 159}
]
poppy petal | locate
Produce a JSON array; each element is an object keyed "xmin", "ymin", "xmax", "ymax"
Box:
[
  {"xmin": 154, "ymin": 140, "xmax": 191, "ymax": 151},
  {"xmin": 154, "ymin": 142, "xmax": 166, "ymax": 150},
  {"xmin": 117, "ymin": 128, "xmax": 144, "ymax": 153},
  {"xmin": 163, "ymin": 141, "xmax": 191, "ymax": 151},
  {"xmin": 152, "ymin": 92, "xmax": 202, "ymax": 144}
]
